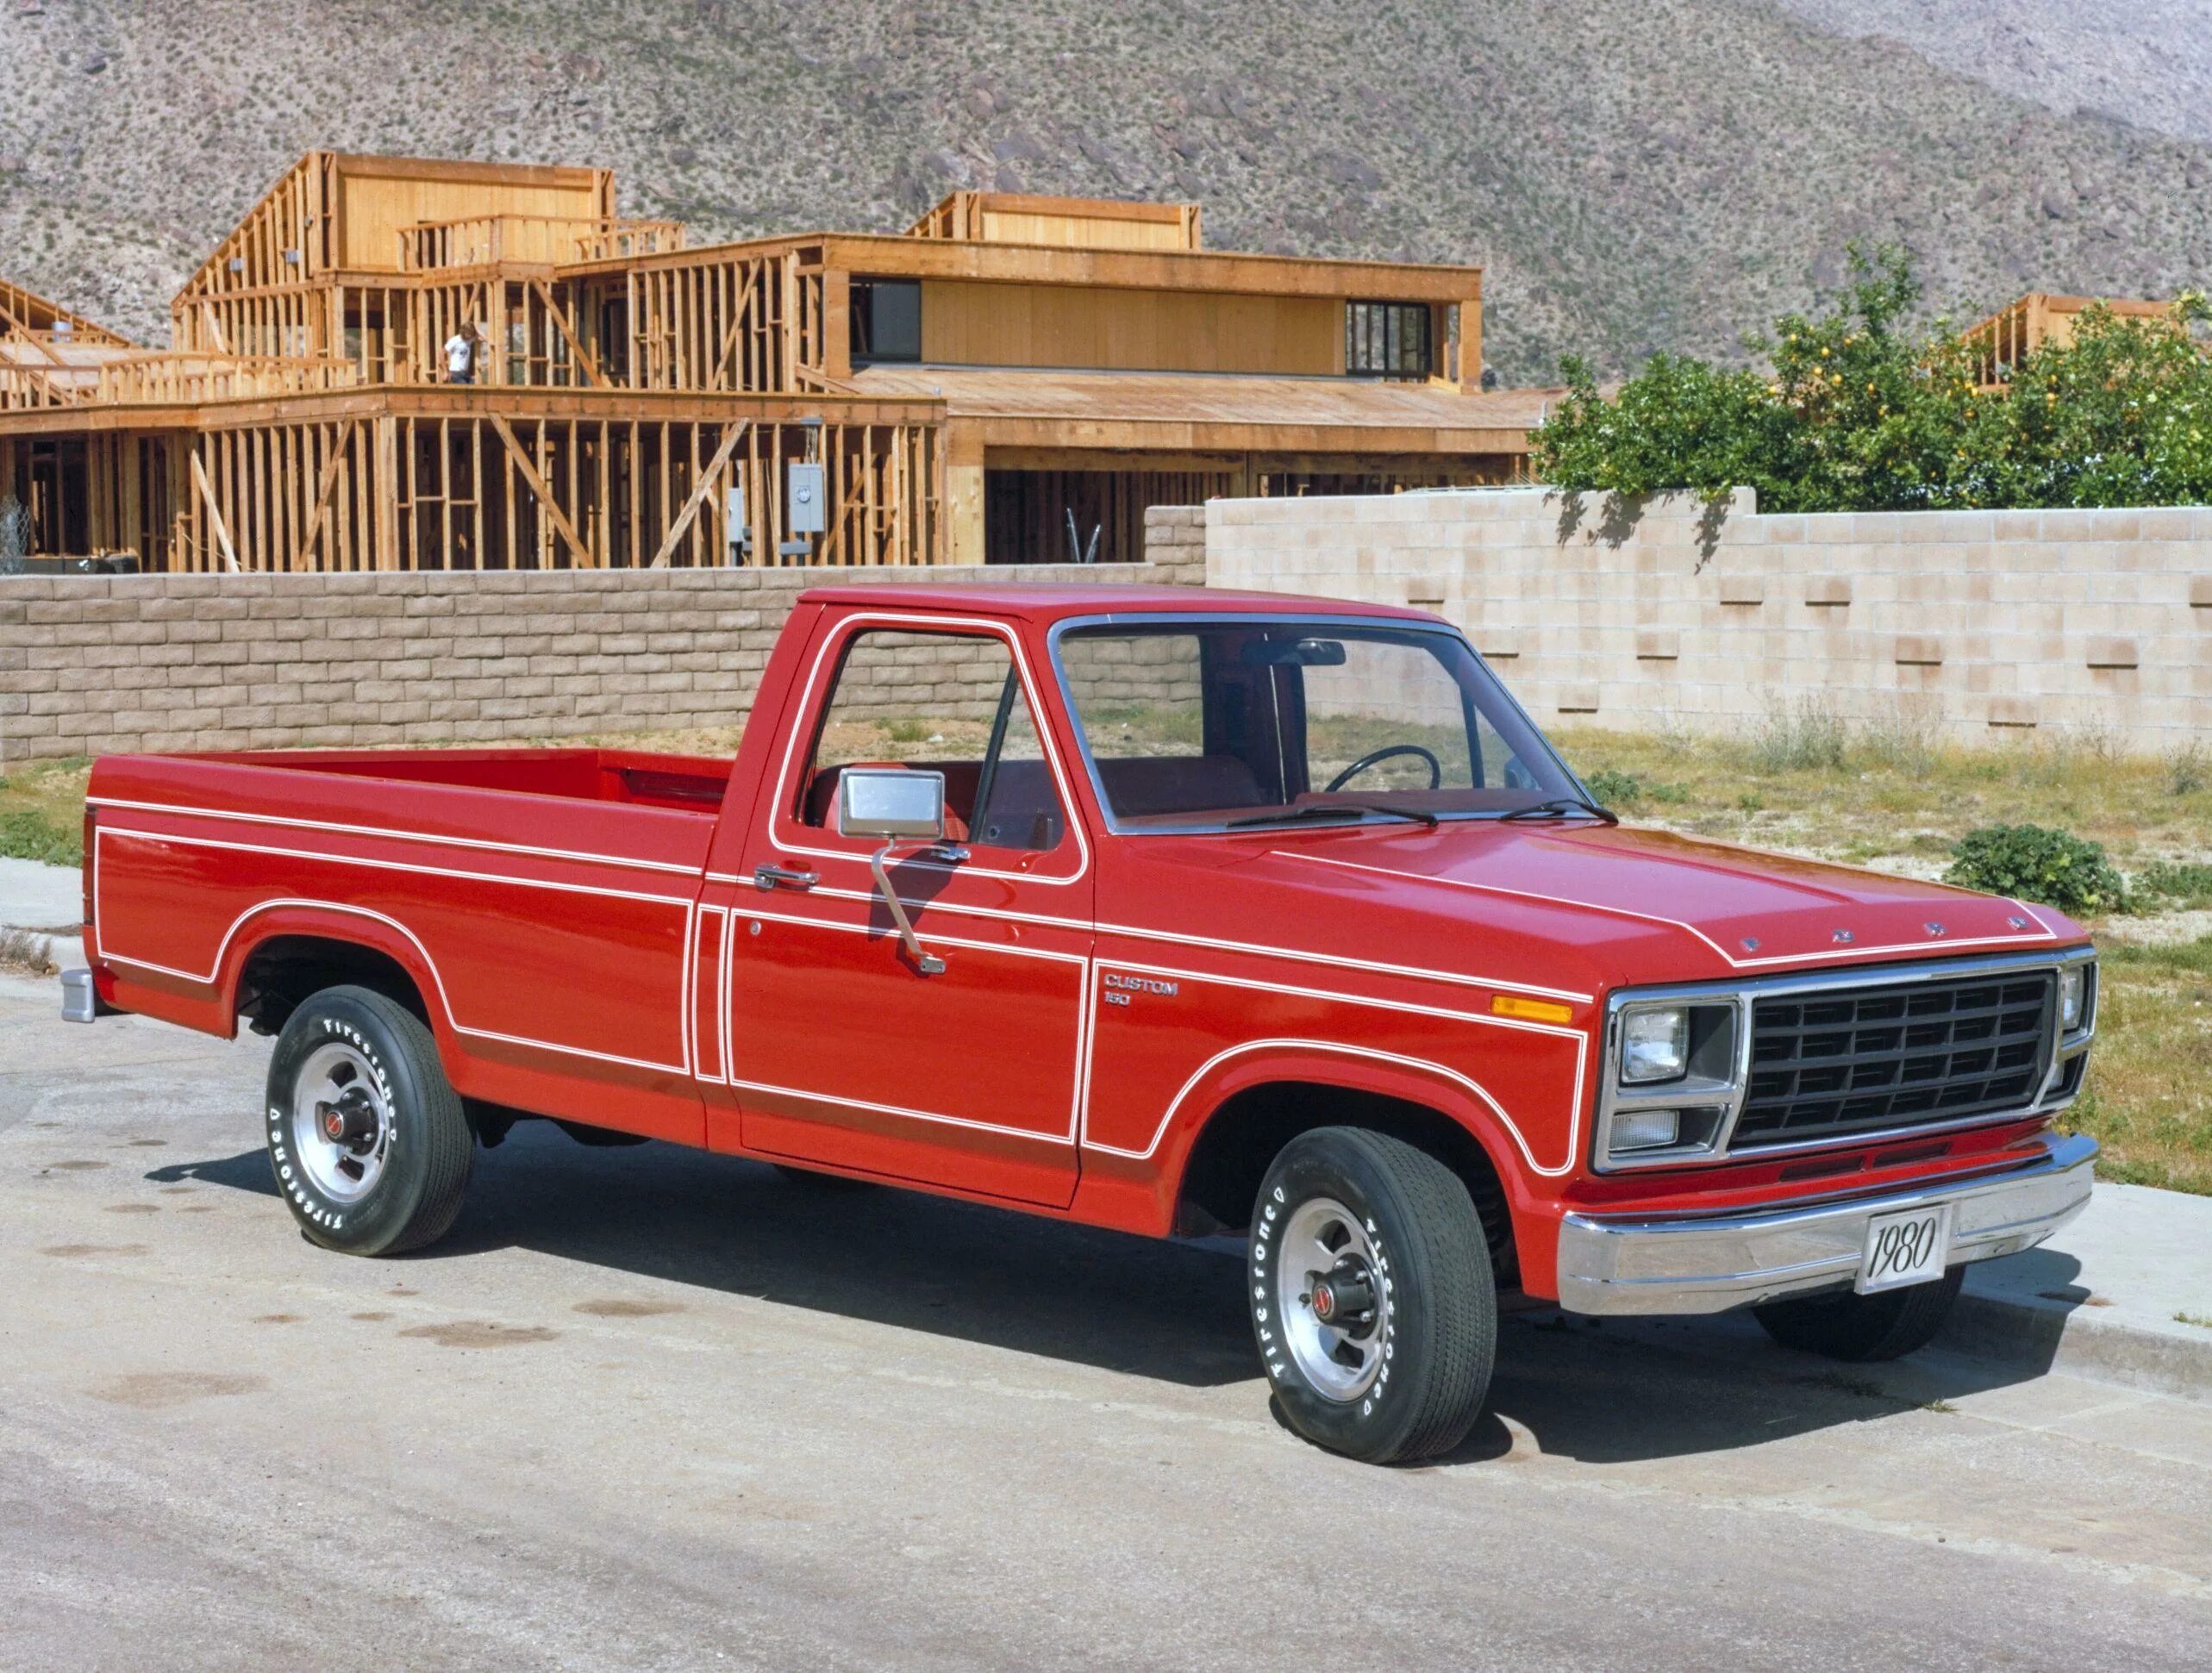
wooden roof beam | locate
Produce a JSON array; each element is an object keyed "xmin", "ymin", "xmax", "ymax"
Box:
[{"xmin": 570, "ymin": 233, "xmax": 1481, "ymax": 303}]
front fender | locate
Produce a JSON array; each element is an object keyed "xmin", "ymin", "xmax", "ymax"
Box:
[{"xmin": 1096, "ymin": 1039, "xmax": 1563, "ymax": 1245}]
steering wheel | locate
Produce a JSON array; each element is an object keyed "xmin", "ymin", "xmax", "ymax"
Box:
[{"xmin": 1326, "ymin": 744, "xmax": 1442, "ymax": 793}]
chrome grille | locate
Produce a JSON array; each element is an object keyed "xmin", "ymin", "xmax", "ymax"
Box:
[{"xmin": 1735, "ymin": 971, "xmax": 2053, "ymax": 1149}]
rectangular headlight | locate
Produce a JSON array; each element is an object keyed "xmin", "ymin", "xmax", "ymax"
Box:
[{"xmin": 1621, "ymin": 1008, "xmax": 1689, "ymax": 1083}]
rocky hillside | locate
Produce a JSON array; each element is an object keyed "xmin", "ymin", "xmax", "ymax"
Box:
[
  {"xmin": 1778, "ymin": 1, "xmax": 2212, "ymax": 147},
  {"xmin": 2, "ymin": 0, "xmax": 2209, "ymax": 382}
]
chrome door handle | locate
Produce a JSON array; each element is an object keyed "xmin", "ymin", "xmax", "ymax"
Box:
[{"xmin": 753, "ymin": 863, "xmax": 818, "ymax": 892}]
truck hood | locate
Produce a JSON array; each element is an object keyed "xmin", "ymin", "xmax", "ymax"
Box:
[{"xmin": 1259, "ymin": 821, "xmax": 2080, "ymax": 979}]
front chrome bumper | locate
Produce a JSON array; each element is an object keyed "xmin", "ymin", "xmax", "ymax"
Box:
[
  {"xmin": 1555, "ymin": 1133, "xmax": 2096, "ymax": 1316},
  {"xmin": 59, "ymin": 968, "xmax": 97, "ymax": 1024}
]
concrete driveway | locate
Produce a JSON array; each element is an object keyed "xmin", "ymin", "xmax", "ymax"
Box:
[{"xmin": 3, "ymin": 971, "xmax": 2208, "ymax": 1671}]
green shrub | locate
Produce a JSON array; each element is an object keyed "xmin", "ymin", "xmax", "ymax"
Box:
[
  {"xmin": 1945, "ymin": 824, "xmax": 2130, "ymax": 916},
  {"xmin": 0, "ymin": 808, "xmax": 79, "ymax": 868},
  {"xmin": 1583, "ymin": 767, "xmax": 1641, "ymax": 806}
]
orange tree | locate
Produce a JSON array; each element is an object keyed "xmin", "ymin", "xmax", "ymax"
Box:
[{"xmin": 1530, "ymin": 247, "xmax": 2211, "ymax": 513}]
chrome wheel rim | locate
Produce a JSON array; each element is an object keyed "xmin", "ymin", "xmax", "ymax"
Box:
[
  {"xmin": 290, "ymin": 1041, "xmax": 391, "ymax": 1202},
  {"xmin": 1277, "ymin": 1195, "xmax": 1390, "ymax": 1401}
]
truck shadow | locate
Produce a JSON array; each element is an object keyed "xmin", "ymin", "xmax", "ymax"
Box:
[
  {"xmin": 152, "ymin": 1127, "xmax": 2068, "ymax": 1461},
  {"xmin": 1454, "ymin": 1305, "xmax": 2071, "ymax": 1467}
]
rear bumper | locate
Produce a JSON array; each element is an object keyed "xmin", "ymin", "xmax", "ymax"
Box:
[
  {"xmin": 1555, "ymin": 1133, "xmax": 2096, "ymax": 1316},
  {"xmin": 59, "ymin": 968, "xmax": 98, "ymax": 1024}
]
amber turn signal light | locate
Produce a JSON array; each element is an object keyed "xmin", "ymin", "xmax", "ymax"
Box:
[{"xmin": 1490, "ymin": 994, "xmax": 1574, "ymax": 1026}]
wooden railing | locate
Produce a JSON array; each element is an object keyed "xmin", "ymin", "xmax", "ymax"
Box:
[
  {"xmin": 398, "ymin": 215, "xmax": 686, "ymax": 272},
  {"xmin": 569, "ymin": 220, "xmax": 685, "ymax": 263},
  {"xmin": 0, "ymin": 351, "xmax": 359, "ymax": 410}
]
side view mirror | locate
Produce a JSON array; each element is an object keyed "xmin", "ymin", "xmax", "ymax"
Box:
[
  {"xmin": 837, "ymin": 766, "xmax": 946, "ymax": 840},
  {"xmin": 835, "ymin": 768, "xmax": 951, "ymax": 975}
]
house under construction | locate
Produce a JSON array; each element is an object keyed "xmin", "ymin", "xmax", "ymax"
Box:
[
  {"xmin": 1963, "ymin": 292, "xmax": 2181, "ymax": 391},
  {"xmin": 0, "ymin": 153, "xmax": 1546, "ymax": 572}
]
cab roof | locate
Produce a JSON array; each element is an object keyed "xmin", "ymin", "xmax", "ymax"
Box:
[{"xmin": 797, "ymin": 583, "xmax": 1437, "ymax": 625}]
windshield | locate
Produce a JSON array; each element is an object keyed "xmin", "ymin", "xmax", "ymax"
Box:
[{"xmin": 1053, "ymin": 619, "xmax": 1583, "ymax": 831}]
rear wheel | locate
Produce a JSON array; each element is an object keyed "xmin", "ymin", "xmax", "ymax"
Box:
[
  {"xmin": 1249, "ymin": 1127, "xmax": 1496, "ymax": 1464},
  {"xmin": 1753, "ymin": 1267, "xmax": 1964, "ymax": 1362},
  {"xmin": 265, "ymin": 986, "xmax": 472, "ymax": 1256}
]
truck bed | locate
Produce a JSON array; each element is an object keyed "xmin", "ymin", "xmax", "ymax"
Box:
[
  {"xmin": 191, "ymin": 746, "xmax": 735, "ymax": 812},
  {"xmin": 84, "ymin": 746, "xmax": 733, "ymax": 1146}
]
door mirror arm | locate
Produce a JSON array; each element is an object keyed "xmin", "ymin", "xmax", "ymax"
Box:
[{"xmin": 869, "ymin": 843, "xmax": 947, "ymax": 976}]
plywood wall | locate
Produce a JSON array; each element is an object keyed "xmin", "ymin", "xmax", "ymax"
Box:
[
  {"xmin": 920, "ymin": 282, "xmax": 1342, "ymax": 375},
  {"xmin": 974, "ymin": 209, "xmax": 1190, "ymax": 252},
  {"xmin": 333, "ymin": 160, "xmax": 613, "ymax": 272},
  {"xmin": 908, "ymin": 192, "xmax": 1201, "ymax": 251}
]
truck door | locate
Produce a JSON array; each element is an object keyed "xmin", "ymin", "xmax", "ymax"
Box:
[{"xmin": 724, "ymin": 612, "xmax": 1093, "ymax": 1207}]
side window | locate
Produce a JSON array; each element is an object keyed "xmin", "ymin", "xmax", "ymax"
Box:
[
  {"xmin": 796, "ymin": 629, "xmax": 1067, "ymax": 854},
  {"xmin": 1055, "ymin": 631, "xmax": 1204, "ymax": 759}
]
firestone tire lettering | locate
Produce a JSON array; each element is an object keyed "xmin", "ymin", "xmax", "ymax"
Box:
[
  {"xmin": 1246, "ymin": 1127, "xmax": 1496, "ymax": 1465},
  {"xmin": 263, "ymin": 987, "xmax": 472, "ymax": 1258}
]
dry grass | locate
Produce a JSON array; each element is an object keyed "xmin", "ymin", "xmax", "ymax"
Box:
[
  {"xmin": 2058, "ymin": 940, "xmax": 2212, "ymax": 1196},
  {"xmin": 0, "ymin": 928, "xmax": 59, "ymax": 978},
  {"xmin": 1553, "ymin": 715, "xmax": 2210, "ymax": 883},
  {"xmin": 1559, "ymin": 715, "xmax": 2212, "ymax": 1194}
]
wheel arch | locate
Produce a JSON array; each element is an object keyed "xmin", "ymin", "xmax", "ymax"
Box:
[
  {"xmin": 222, "ymin": 903, "xmax": 447, "ymax": 1042},
  {"xmin": 1163, "ymin": 1045, "xmax": 1530, "ymax": 1277}
]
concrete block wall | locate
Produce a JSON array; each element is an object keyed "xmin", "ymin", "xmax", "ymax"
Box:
[
  {"xmin": 1193, "ymin": 488, "xmax": 2212, "ymax": 751},
  {"xmin": 0, "ymin": 540, "xmax": 1206, "ymax": 768}
]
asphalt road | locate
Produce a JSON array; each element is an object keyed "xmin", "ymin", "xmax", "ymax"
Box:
[{"xmin": 3, "ymin": 971, "xmax": 2209, "ymax": 1672}]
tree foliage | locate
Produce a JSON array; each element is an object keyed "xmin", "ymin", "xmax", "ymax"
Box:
[{"xmin": 1529, "ymin": 248, "xmax": 2212, "ymax": 513}]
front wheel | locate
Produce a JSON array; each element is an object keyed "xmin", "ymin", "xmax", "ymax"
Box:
[
  {"xmin": 1250, "ymin": 1127, "xmax": 1497, "ymax": 1464},
  {"xmin": 265, "ymin": 986, "xmax": 473, "ymax": 1256},
  {"xmin": 1753, "ymin": 1267, "xmax": 1964, "ymax": 1362}
]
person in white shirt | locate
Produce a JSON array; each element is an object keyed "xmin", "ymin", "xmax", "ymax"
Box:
[{"xmin": 444, "ymin": 324, "xmax": 481, "ymax": 385}]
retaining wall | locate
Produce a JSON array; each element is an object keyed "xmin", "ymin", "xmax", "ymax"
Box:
[
  {"xmin": 0, "ymin": 509, "xmax": 1205, "ymax": 767},
  {"xmin": 1195, "ymin": 489, "xmax": 2212, "ymax": 750}
]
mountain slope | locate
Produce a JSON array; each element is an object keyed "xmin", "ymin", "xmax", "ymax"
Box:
[
  {"xmin": 1, "ymin": 0, "xmax": 2208, "ymax": 382},
  {"xmin": 1779, "ymin": 1, "xmax": 2212, "ymax": 147}
]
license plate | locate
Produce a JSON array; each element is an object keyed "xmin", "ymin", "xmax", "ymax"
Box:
[{"xmin": 1856, "ymin": 1204, "xmax": 1952, "ymax": 1295}]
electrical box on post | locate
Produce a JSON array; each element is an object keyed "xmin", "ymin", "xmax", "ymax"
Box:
[{"xmin": 788, "ymin": 462, "xmax": 825, "ymax": 534}]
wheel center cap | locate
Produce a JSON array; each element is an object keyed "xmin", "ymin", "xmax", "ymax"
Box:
[
  {"xmin": 1305, "ymin": 1261, "xmax": 1377, "ymax": 1331},
  {"xmin": 316, "ymin": 1087, "xmax": 380, "ymax": 1152}
]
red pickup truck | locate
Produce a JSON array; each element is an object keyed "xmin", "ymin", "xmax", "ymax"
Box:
[{"xmin": 68, "ymin": 584, "xmax": 2097, "ymax": 1462}]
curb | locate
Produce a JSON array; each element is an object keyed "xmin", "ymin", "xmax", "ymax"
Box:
[{"xmin": 1940, "ymin": 1286, "xmax": 2212, "ymax": 1404}]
